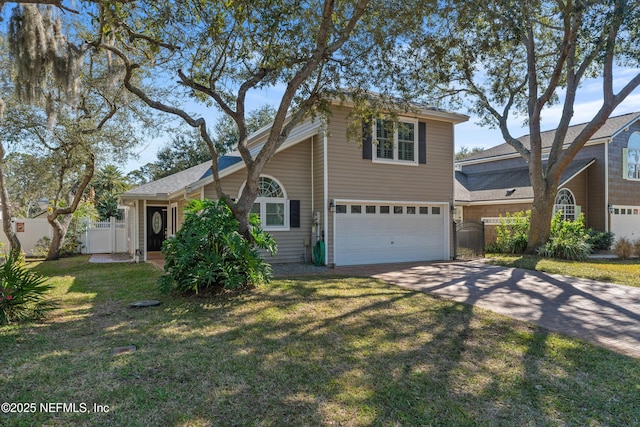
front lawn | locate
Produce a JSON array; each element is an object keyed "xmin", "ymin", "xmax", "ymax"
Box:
[
  {"xmin": 486, "ymin": 254, "xmax": 640, "ymax": 288},
  {"xmin": 1, "ymin": 256, "xmax": 638, "ymax": 426}
]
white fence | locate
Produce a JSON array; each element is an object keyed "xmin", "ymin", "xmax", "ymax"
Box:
[
  {"xmin": 0, "ymin": 216, "xmax": 129, "ymax": 256},
  {"xmin": 9, "ymin": 218, "xmax": 52, "ymax": 256},
  {"xmin": 81, "ymin": 217, "xmax": 128, "ymax": 254}
]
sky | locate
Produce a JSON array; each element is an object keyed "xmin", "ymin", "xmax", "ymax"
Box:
[{"xmin": 125, "ymin": 69, "xmax": 640, "ymax": 174}]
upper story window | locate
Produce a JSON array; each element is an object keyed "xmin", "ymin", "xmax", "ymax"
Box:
[
  {"xmin": 373, "ymin": 118, "xmax": 418, "ymax": 165},
  {"xmin": 554, "ymin": 188, "xmax": 577, "ymax": 221},
  {"xmin": 625, "ymin": 132, "xmax": 640, "ymax": 180},
  {"xmin": 243, "ymin": 176, "xmax": 288, "ymax": 230}
]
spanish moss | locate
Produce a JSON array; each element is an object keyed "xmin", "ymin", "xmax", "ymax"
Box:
[{"xmin": 8, "ymin": 4, "xmax": 83, "ymax": 105}]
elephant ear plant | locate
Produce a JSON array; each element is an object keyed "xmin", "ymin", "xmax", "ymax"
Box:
[
  {"xmin": 159, "ymin": 199, "xmax": 277, "ymax": 294},
  {"xmin": 0, "ymin": 253, "xmax": 55, "ymax": 325}
]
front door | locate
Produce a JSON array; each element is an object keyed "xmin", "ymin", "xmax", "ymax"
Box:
[{"xmin": 147, "ymin": 206, "xmax": 167, "ymax": 251}]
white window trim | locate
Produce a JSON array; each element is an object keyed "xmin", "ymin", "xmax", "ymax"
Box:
[
  {"xmin": 239, "ymin": 175, "xmax": 290, "ymax": 231},
  {"xmin": 624, "ymin": 132, "xmax": 640, "ymax": 181},
  {"xmin": 169, "ymin": 202, "xmax": 179, "ymax": 236},
  {"xmin": 372, "ymin": 118, "xmax": 419, "ymax": 166},
  {"xmin": 554, "ymin": 188, "xmax": 578, "ymax": 221}
]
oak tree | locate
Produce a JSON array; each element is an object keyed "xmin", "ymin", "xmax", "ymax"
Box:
[
  {"xmin": 411, "ymin": 0, "xmax": 640, "ymax": 251},
  {"xmin": 98, "ymin": 0, "xmax": 373, "ymax": 240}
]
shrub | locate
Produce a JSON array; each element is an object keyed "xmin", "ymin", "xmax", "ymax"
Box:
[
  {"xmin": 0, "ymin": 253, "xmax": 55, "ymax": 325},
  {"xmin": 484, "ymin": 243, "xmax": 501, "ymax": 254},
  {"xmin": 587, "ymin": 230, "xmax": 615, "ymax": 252},
  {"xmin": 158, "ymin": 199, "xmax": 277, "ymax": 294},
  {"xmin": 612, "ymin": 237, "xmax": 633, "ymax": 260},
  {"xmin": 32, "ymin": 237, "xmax": 50, "ymax": 258},
  {"xmin": 494, "ymin": 210, "xmax": 531, "ymax": 254},
  {"xmin": 536, "ymin": 212, "xmax": 592, "ymax": 261},
  {"xmin": 634, "ymin": 239, "xmax": 640, "ymax": 257},
  {"xmin": 32, "ymin": 235, "xmax": 82, "ymax": 258}
]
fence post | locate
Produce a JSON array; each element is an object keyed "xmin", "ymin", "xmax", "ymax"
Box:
[
  {"xmin": 110, "ymin": 217, "xmax": 115, "ymax": 253},
  {"xmin": 453, "ymin": 221, "xmax": 457, "ymax": 260}
]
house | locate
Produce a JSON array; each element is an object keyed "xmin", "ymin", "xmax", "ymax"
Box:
[
  {"xmin": 454, "ymin": 112, "xmax": 640, "ymax": 244},
  {"xmin": 119, "ymin": 102, "xmax": 469, "ymax": 266}
]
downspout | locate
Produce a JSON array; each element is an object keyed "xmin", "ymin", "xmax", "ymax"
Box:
[
  {"xmin": 323, "ymin": 118, "xmax": 329, "ymax": 265},
  {"xmin": 605, "ymin": 139, "xmax": 610, "ymax": 232}
]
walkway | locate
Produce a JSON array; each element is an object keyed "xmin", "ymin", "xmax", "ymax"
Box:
[{"xmin": 334, "ymin": 260, "xmax": 640, "ymax": 359}]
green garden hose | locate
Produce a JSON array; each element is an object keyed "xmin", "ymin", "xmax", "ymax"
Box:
[{"xmin": 313, "ymin": 240, "xmax": 325, "ymax": 266}]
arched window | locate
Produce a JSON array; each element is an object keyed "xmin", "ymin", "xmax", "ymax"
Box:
[
  {"xmin": 242, "ymin": 176, "xmax": 288, "ymax": 229},
  {"xmin": 554, "ymin": 188, "xmax": 577, "ymax": 221},
  {"xmin": 625, "ymin": 132, "xmax": 640, "ymax": 180}
]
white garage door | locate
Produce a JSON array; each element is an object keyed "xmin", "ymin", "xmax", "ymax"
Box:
[
  {"xmin": 334, "ymin": 202, "xmax": 448, "ymax": 266},
  {"xmin": 610, "ymin": 205, "xmax": 640, "ymax": 241}
]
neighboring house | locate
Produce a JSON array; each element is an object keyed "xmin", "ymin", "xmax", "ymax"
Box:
[
  {"xmin": 455, "ymin": 112, "xmax": 640, "ymax": 244},
  {"xmin": 120, "ymin": 102, "xmax": 469, "ymax": 266}
]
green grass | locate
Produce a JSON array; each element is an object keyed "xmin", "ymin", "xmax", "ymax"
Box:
[
  {"xmin": 486, "ymin": 254, "xmax": 640, "ymax": 287},
  {"xmin": 1, "ymin": 256, "xmax": 639, "ymax": 426}
]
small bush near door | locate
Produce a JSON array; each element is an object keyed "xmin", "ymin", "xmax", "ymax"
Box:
[
  {"xmin": 491, "ymin": 210, "xmax": 593, "ymax": 261},
  {"xmin": 536, "ymin": 212, "xmax": 592, "ymax": 261},
  {"xmin": 158, "ymin": 199, "xmax": 277, "ymax": 294},
  {"xmin": 493, "ymin": 210, "xmax": 531, "ymax": 254},
  {"xmin": 587, "ymin": 230, "xmax": 615, "ymax": 252}
]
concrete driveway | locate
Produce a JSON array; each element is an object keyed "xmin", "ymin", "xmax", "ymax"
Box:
[{"xmin": 335, "ymin": 260, "xmax": 640, "ymax": 358}]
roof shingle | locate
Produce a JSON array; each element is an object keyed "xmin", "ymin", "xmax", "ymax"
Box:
[{"xmin": 459, "ymin": 112, "xmax": 640, "ymax": 162}]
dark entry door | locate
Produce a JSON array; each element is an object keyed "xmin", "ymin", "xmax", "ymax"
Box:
[{"xmin": 147, "ymin": 206, "xmax": 167, "ymax": 251}]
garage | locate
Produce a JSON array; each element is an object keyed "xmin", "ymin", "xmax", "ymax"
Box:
[
  {"xmin": 334, "ymin": 201, "xmax": 449, "ymax": 266},
  {"xmin": 610, "ymin": 205, "xmax": 640, "ymax": 241}
]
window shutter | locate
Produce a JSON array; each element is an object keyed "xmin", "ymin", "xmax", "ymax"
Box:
[
  {"xmin": 622, "ymin": 148, "xmax": 628, "ymax": 179},
  {"xmin": 362, "ymin": 120, "xmax": 372, "ymax": 160},
  {"xmin": 418, "ymin": 122, "xmax": 427, "ymax": 164},
  {"xmin": 290, "ymin": 200, "xmax": 300, "ymax": 228}
]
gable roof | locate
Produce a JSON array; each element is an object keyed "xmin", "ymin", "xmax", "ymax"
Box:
[
  {"xmin": 455, "ymin": 157, "xmax": 595, "ymax": 203},
  {"xmin": 121, "ymin": 155, "xmax": 241, "ymax": 199},
  {"xmin": 459, "ymin": 112, "xmax": 640, "ymax": 163},
  {"xmin": 121, "ymin": 99, "xmax": 468, "ymax": 202},
  {"xmin": 120, "ymin": 116, "xmax": 323, "ymax": 201}
]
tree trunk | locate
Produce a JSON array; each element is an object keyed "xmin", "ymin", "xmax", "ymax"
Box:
[
  {"xmin": 45, "ymin": 214, "xmax": 73, "ymax": 261},
  {"xmin": 44, "ymin": 154, "xmax": 94, "ymax": 261},
  {"xmin": 228, "ymin": 178, "xmax": 258, "ymax": 243},
  {"xmin": 526, "ymin": 173, "xmax": 559, "ymax": 254},
  {"xmin": 0, "ymin": 142, "xmax": 21, "ymax": 256}
]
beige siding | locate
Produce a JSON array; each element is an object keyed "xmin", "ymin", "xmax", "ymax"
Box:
[
  {"xmin": 202, "ymin": 139, "xmax": 314, "ymax": 263},
  {"xmin": 177, "ymin": 199, "xmax": 189, "ymax": 231},
  {"xmin": 312, "ymin": 134, "xmax": 326, "ymax": 261},
  {"xmin": 325, "ymin": 108, "xmax": 455, "ymax": 201},
  {"xmin": 573, "ymin": 144, "xmax": 606, "ymax": 230},
  {"xmin": 562, "ymin": 170, "xmax": 588, "ymax": 223},
  {"xmin": 324, "ymin": 107, "xmax": 456, "ymax": 264}
]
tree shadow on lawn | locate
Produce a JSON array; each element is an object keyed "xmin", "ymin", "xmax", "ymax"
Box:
[{"xmin": 2, "ymin": 264, "xmax": 640, "ymax": 426}]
